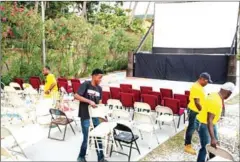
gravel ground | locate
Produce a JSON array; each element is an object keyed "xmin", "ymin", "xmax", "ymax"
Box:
[{"xmin": 140, "ymin": 94, "xmax": 240, "ymax": 162}]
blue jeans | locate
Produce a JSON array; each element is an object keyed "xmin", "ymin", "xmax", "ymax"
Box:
[
  {"xmin": 185, "ymin": 109, "xmax": 198, "ymax": 145},
  {"xmin": 196, "ymin": 120, "xmax": 218, "ymax": 162},
  {"xmin": 77, "ymin": 118, "xmax": 104, "ymax": 161}
]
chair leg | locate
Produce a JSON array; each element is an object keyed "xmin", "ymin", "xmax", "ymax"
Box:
[
  {"xmin": 183, "ymin": 113, "xmax": 185, "ymax": 124},
  {"xmin": 177, "ymin": 116, "xmax": 181, "ymax": 128},
  {"xmin": 69, "ymin": 123, "xmax": 76, "ymax": 135},
  {"xmin": 56, "ymin": 124, "xmax": 62, "ymax": 133},
  {"xmin": 62, "ymin": 125, "xmax": 68, "ymax": 141},
  {"xmin": 48, "ymin": 123, "xmax": 52, "ymax": 138},
  {"xmin": 110, "ymin": 139, "xmax": 114, "ymax": 157},
  {"xmin": 153, "ymin": 128, "xmax": 159, "ymax": 144},
  {"xmin": 139, "ymin": 130, "xmax": 143, "ymax": 140},
  {"xmin": 135, "ymin": 141, "xmax": 141, "ymax": 155},
  {"xmin": 173, "ymin": 119, "xmax": 177, "ymax": 133},
  {"xmin": 118, "ymin": 141, "xmax": 123, "ymax": 150},
  {"xmin": 128, "ymin": 143, "xmax": 133, "ymax": 162},
  {"xmin": 158, "ymin": 121, "xmax": 162, "ymax": 130}
]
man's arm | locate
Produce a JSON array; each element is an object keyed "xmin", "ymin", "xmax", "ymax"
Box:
[
  {"xmin": 207, "ymin": 112, "xmax": 218, "ymax": 148},
  {"xmin": 194, "ymin": 98, "xmax": 202, "ymax": 111},
  {"xmin": 74, "ymin": 82, "xmax": 96, "ymax": 108}
]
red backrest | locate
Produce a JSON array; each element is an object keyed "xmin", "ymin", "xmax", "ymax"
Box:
[
  {"xmin": 163, "ymin": 98, "xmax": 180, "ymax": 115},
  {"xmin": 58, "ymin": 77, "xmax": 68, "ymax": 82},
  {"xmin": 149, "ymin": 91, "xmax": 162, "ymax": 105},
  {"xmin": 185, "ymin": 90, "xmax": 190, "ymax": 96},
  {"xmin": 71, "ymin": 79, "xmax": 81, "ymax": 93},
  {"xmin": 160, "ymin": 88, "xmax": 173, "ymax": 98},
  {"xmin": 29, "ymin": 77, "xmax": 41, "ymax": 90},
  {"xmin": 13, "ymin": 78, "xmax": 24, "ymax": 89},
  {"xmin": 174, "ymin": 94, "xmax": 188, "ymax": 108},
  {"xmin": 131, "ymin": 89, "xmax": 141, "ymax": 102},
  {"xmin": 110, "ymin": 87, "xmax": 121, "ymax": 99},
  {"xmin": 140, "ymin": 86, "xmax": 153, "ymax": 94},
  {"xmin": 141, "ymin": 94, "xmax": 158, "ymax": 110},
  {"xmin": 120, "ymin": 84, "xmax": 132, "ymax": 93},
  {"xmin": 102, "ymin": 91, "xmax": 111, "ymax": 104},
  {"xmin": 120, "ymin": 92, "xmax": 135, "ymax": 108},
  {"xmin": 58, "ymin": 80, "xmax": 68, "ymax": 91}
]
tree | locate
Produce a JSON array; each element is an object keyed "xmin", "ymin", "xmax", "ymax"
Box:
[{"xmin": 129, "ymin": 2, "xmax": 138, "ymax": 24}]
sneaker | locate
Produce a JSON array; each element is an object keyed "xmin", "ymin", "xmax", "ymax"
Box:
[
  {"xmin": 98, "ymin": 158, "xmax": 108, "ymax": 162},
  {"xmin": 77, "ymin": 157, "xmax": 87, "ymax": 162},
  {"xmin": 184, "ymin": 144, "xmax": 196, "ymax": 155}
]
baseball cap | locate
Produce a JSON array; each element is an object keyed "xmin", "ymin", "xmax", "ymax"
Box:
[
  {"xmin": 199, "ymin": 72, "xmax": 212, "ymax": 83},
  {"xmin": 221, "ymin": 82, "xmax": 235, "ymax": 92}
]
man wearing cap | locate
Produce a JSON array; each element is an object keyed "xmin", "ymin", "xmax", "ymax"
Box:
[
  {"xmin": 184, "ymin": 72, "xmax": 212, "ymax": 155},
  {"xmin": 196, "ymin": 82, "xmax": 235, "ymax": 162}
]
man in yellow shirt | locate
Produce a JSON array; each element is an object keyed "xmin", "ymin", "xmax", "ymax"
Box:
[
  {"xmin": 196, "ymin": 82, "xmax": 234, "ymax": 162},
  {"xmin": 184, "ymin": 72, "xmax": 212, "ymax": 155},
  {"xmin": 42, "ymin": 66, "xmax": 58, "ymax": 98}
]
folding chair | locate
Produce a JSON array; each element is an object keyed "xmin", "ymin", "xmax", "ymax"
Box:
[
  {"xmin": 9, "ymin": 82, "xmax": 22, "ymax": 90},
  {"xmin": 22, "ymin": 83, "xmax": 33, "ymax": 90},
  {"xmin": 120, "ymin": 92, "xmax": 135, "ymax": 111},
  {"xmin": 131, "ymin": 89, "xmax": 141, "ymax": 102},
  {"xmin": 140, "ymin": 86, "xmax": 152, "ymax": 94},
  {"xmin": 120, "ymin": 84, "xmax": 132, "ymax": 93},
  {"xmin": 110, "ymin": 87, "xmax": 121, "ymax": 99},
  {"xmin": 87, "ymin": 105, "xmax": 116, "ymax": 157},
  {"xmin": 141, "ymin": 94, "xmax": 158, "ymax": 110},
  {"xmin": 1, "ymin": 146, "xmax": 31, "ymax": 161},
  {"xmin": 48, "ymin": 109, "xmax": 76, "ymax": 141},
  {"xmin": 107, "ymin": 99, "xmax": 123, "ymax": 109},
  {"xmin": 134, "ymin": 102, "xmax": 151, "ymax": 113},
  {"xmin": 160, "ymin": 88, "xmax": 173, "ymax": 98},
  {"xmin": 1, "ymin": 127, "xmax": 27, "ymax": 158},
  {"xmin": 111, "ymin": 108, "xmax": 133, "ymax": 128},
  {"xmin": 110, "ymin": 123, "xmax": 140, "ymax": 162},
  {"xmin": 70, "ymin": 79, "xmax": 81, "ymax": 94},
  {"xmin": 155, "ymin": 105, "xmax": 177, "ymax": 132},
  {"xmin": 149, "ymin": 91, "xmax": 162, "ymax": 105},
  {"xmin": 29, "ymin": 77, "xmax": 41, "ymax": 90},
  {"xmin": 58, "ymin": 78, "xmax": 72, "ymax": 94},
  {"xmin": 163, "ymin": 98, "xmax": 185, "ymax": 128},
  {"xmin": 206, "ymin": 144, "xmax": 234, "ymax": 161},
  {"xmin": 174, "ymin": 94, "xmax": 188, "ymax": 109},
  {"xmin": 13, "ymin": 78, "xmax": 24, "ymax": 90},
  {"xmin": 133, "ymin": 112, "xmax": 159, "ymax": 149},
  {"xmin": 102, "ymin": 91, "xmax": 111, "ymax": 104}
]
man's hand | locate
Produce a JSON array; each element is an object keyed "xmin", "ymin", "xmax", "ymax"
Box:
[
  {"xmin": 89, "ymin": 100, "xmax": 97, "ymax": 108},
  {"xmin": 45, "ymin": 90, "xmax": 50, "ymax": 95},
  {"xmin": 210, "ymin": 138, "xmax": 218, "ymax": 148}
]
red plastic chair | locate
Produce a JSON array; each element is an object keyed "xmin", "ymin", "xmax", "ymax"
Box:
[
  {"xmin": 13, "ymin": 78, "xmax": 24, "ymax": 89},
  {"xmin": 148, "ymin": 91, "xmax": 162, "ymax": 105},
  {"xmin": 140, "ymin": 86, "xmax": 152, "ymax": 94},
  {"xmin": 141, "ymin": 94, "xmax": 158, "ymax": 110},
  {"xmin": 110, "ymin": 87, "xmax": 121, "ymax": 99},
  {"xmin": 70, "ymin": 79, "xmax": 81, "ymax": 94},
  {"xmin": 160, "ymin": 88, "xmax": 173, "ymax": 98},
  {"xmin": 131, "ymin": 89, "xmax": 141, "ymax": 102},
  {"xmin": 120, "ymin": 84, "xmax": 132, "ymax": 93},
  {"xmin": 185, "ymin": 90, "xmax": 190, "ymax": 97},
  {"xmin": 174, "ymin": 94, "xmax": 189, "ymax": 109},
  {"xmin": 102, "ymin": 91, "xmax": 111, "ymax": 104},
  {"xmin": 163, "ymin": 98, "xmax": 185, "ymax": 128},
  {"xmin": 29, "ymin": 77, "xmax": 41, "ymax": 90},
  {"xmin": 120, "ymin": 92, "xmax": 135, "ymax": 110},
  {"xmin": 57, "ymin": 78, "xmax": 72, "ymax": 93}
]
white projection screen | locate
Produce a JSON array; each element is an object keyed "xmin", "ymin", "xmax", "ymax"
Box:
[{"xmin": 153, "ymin": 2, "xmax": 239, "ymax": 48}]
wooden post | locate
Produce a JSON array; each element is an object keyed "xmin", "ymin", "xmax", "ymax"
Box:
[
  {"xmin": 127, "ymin": 51, "xmax": 133, "ymax": 77},
  {"xmin": 227, "ymin": 55, "xmax": 237, "ymax": 84}
]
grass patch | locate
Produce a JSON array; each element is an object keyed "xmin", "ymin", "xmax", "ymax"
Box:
[
  {"xmin": 225, "ymin": 93, "xmax": 240, "ymax": 105},
  {"xmin": 140, "ymin": 130, "xmax": 199, "ymax": 161}
]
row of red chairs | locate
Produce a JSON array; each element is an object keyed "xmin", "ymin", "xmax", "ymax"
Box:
[{"xmin": 13, "ymin": 77, "xmax": 81, "ymax": 94}]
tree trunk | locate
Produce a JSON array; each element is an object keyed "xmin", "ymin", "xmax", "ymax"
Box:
[
  {"xmin": 143, "ymin": 2, "xmax": 151, "ymax": 22},
  {"xmin": 127, "ymin": 51, "xmax": 134, "ymax": 77},
  {"xmin": 34, "ymin": 1, "xmax": 39, "ymax": 14},
  {"xmin": 82, "ymin": 1, "xmax": 87, "ymax": 19},
  {"xmin": 129, "ymin": 2, "xmax": 138, "ymax": 24}
]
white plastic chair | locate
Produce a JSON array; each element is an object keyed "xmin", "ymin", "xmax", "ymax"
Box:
[
  {"xmin": 217, "ymin": 117, "xmax": 239, "ymax": 152},
  {"xmin": 87, "ymin": 105, "xmax": 117, "ymax": 157},
  {"xmin": 206, "ymin": 144, "xmax": 234, "ymax": 161},
  {"xmin": 9, "ymin": 82, "xmax": 22, "ymax": 90},
  {"xmin": 133, "ymin": 111, "xmax": 159, "ymax": 149},
  {"xmin": 155, "ymin": 105, "xmax": 177, "ymax": 133},
  {"xmin": 134, "ymin": 102, "xmax": 151, "ymax": 113},
  {"xmin": 1, "ymin": 127, "xmax": 27, "ymax": 158}
]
